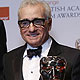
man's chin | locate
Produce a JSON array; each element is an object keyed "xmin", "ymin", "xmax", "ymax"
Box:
[{"xmin": 28, "ymin": 41, "xmax": 40, "ymax": 47}]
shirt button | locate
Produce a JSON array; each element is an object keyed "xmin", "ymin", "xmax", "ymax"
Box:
[{"xmin": 31, "ymin": 71, "xmax": 33, "ymax": 73}]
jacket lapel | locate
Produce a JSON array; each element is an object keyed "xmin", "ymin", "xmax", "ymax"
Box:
[
  {"xmin": 14, "ymin": 44, "xmax": 27, "ymax": 80},
  {"xmin": 48, "ymin": 37, "xmax": 61, "ymax": 56}
]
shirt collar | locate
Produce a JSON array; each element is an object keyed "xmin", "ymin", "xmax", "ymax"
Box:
[
  {"xmin": 27, "ymin": 37, "xmax": 52, "ymax": 50},
  {"xmin": 42, "ymin": 37, "xmax": 52, "ymax": 53}
]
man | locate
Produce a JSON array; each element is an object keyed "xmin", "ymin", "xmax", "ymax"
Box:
[
  {"xmin": 0, "ymin": 20, "xmax": 7, "ymax": 79},
  {"xmin": 3, "ymin": 0, "xmax": 80, "ymax": 80}
]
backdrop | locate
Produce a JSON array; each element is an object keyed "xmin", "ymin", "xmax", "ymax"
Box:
[{"xmin": 0, "ymin": 0, "xmax": 80, "ymax": 51}]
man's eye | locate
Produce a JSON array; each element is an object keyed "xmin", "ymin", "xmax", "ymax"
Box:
[
  {"xmin": 34, "ymin": 20, "xmax": 43, "ymax": 25},
  {"xmin": 22, "ymin": 21, "xmax": 29, "ymax": 26}
]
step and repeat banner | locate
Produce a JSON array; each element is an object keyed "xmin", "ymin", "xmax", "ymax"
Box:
[{"xmin": 0, "ymin": 0, "xmax": 80, "ymax": 51}]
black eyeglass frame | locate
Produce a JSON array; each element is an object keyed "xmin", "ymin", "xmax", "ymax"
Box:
[{"xmin": 18, "ymin": 18, "xmax": 46, "ymax": 28}]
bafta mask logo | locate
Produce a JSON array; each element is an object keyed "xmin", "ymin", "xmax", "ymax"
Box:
[
  {"xmin": 40, "ymin": 56, "xmax": 67, "ymax": 80},
  {"xmin": 75, "ymin": 39, "xmax": 80, "ymax": 50}
]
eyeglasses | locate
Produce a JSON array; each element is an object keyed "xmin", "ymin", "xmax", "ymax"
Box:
[{"xmin": 18, "ymin": 18, "xmax": 46, "ymax": 28}]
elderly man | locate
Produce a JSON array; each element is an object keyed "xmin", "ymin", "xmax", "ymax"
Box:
[{"xmin": 3, "ymin": 0, "xmax": 80, "ymax": 80}]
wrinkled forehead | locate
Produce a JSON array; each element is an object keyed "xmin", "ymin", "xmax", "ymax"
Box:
[{"xmin": 18, "ymin": 3, "xmax": 45, "ymax": 20}]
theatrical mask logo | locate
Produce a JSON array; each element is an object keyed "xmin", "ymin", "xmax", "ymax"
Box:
[
  {"xmin": 40, "ymin": 56, "xmax": 67, "ymax": 80},
  {"xmin": 75, "ymin": 39, "xmax": 80, "ymax": 50}
]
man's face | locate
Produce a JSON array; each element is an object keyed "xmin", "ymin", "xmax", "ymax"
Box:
[{"xmin": 18, "ymin": 4, "xmax": 52, "ymax": 47}]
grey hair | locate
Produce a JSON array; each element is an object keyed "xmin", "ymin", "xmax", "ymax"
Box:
[{"xmin": 18, "ymin": 0, "xmax": 51, "ymax": 20}]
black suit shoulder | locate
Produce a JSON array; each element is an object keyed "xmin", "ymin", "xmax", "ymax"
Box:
[
  {"xmin": 4, "ymin": 44, "xmax": 26, "ymax": 59},
  {"xmin": 3, "ymin": 44, "xmax": 26, "ymax": 63},
  {"xmin": 57, "ymin": 43, "xmax": 80, "ymax": 64},
  {"xmin": 59, "ymin": 43, "xmax": 80, "ymax": 58}
]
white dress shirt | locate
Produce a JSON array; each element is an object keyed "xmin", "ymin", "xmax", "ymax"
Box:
[{"xmin": 22, "ymin": 37, "xmax": 52, "ymax": 80}]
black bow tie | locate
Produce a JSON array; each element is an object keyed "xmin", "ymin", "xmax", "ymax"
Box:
[{"xmin": 27, "ymin": 46, "xmax": 42, "ymax": 59}]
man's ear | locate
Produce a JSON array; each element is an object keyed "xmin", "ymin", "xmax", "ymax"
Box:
[{"xmin": 48, "ymin": 18, "xmax": 52, "ymax": 31}]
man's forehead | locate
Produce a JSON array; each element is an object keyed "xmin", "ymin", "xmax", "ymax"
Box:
[{"xmin": 19, "ymin": 4, "xmax": 45, "ymax": 20}]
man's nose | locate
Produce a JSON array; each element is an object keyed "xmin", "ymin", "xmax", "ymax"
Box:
[{"xmin": 28, "ymin": 23, "xmax": 35, "ymax": 32}]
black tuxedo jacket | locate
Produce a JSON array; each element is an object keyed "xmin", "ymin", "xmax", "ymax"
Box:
[{"xmin": 3, "ymin": 37, "xmax": 80, "ymax": 80}]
